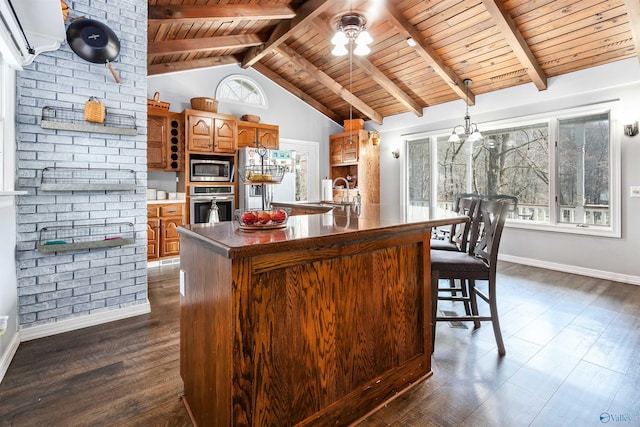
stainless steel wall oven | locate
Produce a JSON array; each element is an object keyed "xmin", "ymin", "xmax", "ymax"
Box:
[{"xmin": 189, "ymin": 185, "xmax": 235, "ymax": 223}]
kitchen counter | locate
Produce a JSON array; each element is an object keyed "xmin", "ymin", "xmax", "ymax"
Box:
[
  {"xmin": 147, "ymin": 199, "xmax": 185, "ymax": 204},
  {"xmin": 177, "ymin": 205, "xmax": 468, "ymax": 426}
]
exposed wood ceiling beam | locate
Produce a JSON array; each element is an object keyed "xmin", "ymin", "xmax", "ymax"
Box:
[
  {"xmin": 148, "ymin": 4, "xmax": 296, "ymax": 24},
  {"xmin": 148, "ymin": 34, "xmax": 263, "ymax": 57},
  {"xmin": 352, "ymin": 56, "xmax": 423, "ymax": 117},
  {"xmin": 241, "ymin": 0, "xmax": 341, "ymax": 69},
  {"xmin": 481, "ymin": 0, "xmax": 547, "ymax": 90},
  {"xmin": 624, "ymin": 0, "xmax": 640, "ymax": 62},
  {"xmin": 310, "ymin": 20, "xmax": 424, "ymax": 118},
  {"xmin": 274, "ymin": 44, "xmax": 383, "ymax": 124},
  {"xmin": 384, "ymin": 2, "xmax": 475, "ymax": 105},
  {"xmin": 147, "ymin": 56, "xmax": 238, "ymax": 76},
  {"xmin": 252, "ymin": 62, "xmax": 341, "ymax": 123}
]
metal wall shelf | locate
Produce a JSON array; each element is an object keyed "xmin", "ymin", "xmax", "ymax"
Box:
[
  {"xmin": 38, "ymin": 222, "xmax": 135, "ymax": 253},
  {"xmin": 41, "ymin": 105, "xmax": 137, "ymax": 136},
  {"xmin": 41, "ymin": 167, "xmax": 137, "ymax": 191}
]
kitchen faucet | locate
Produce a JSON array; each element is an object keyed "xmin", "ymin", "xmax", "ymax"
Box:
[{"xmin": 332, "ymin": 177, "xmax": 350, "ymax": 204}]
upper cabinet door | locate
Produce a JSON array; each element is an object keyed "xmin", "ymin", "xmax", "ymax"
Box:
[
  {"xmin": 257, "ymin": 126, "xmax": 279, "ymax": 150},
  {"xmin": 237, "ymin": 124, "xmax": 257, "ymax": 149},
  {"xmin": 187, "ymin": 114, "xmax": 214, "ymax": 153},
  {"xmin": 341, "ymin": 132, "xmax": 359, "ymax": 163},
  {"xmin": 213, "ymin": 118, "xmax": 237, "ymax": 153},
  {"xmin": 330, "ymin": 134, "xmax": 343, "ymax": 165},
  {"xmin": 147, "ymin": 115, "xmax": 167, "ymax": 169}
]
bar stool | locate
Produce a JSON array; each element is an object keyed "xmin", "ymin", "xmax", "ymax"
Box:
[
  {"xmin": 430, "ymin": 196, "xmax": 478, "ymax": 253},
  {"xmin": 430, "ymin": 199, "xmax": 510, "ymax": 356}
]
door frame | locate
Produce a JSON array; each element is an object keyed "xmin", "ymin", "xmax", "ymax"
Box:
[{"xmin": 279, "ymin": 138, "xmax": 320, "ymax": 202}]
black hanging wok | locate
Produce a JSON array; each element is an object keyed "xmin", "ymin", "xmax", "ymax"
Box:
[{"xmin": 66, "ymin": 18, "xmax": 121, "ymax": 84}]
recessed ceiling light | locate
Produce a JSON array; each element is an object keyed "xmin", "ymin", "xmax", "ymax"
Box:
[{"xmin": 406, "ymin": 38, "xmax": 417, "ymax": 47}]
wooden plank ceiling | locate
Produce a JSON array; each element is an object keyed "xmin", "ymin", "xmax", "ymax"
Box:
[{"xmin": 148, "ymin": 0, "xmax": 640, "ymax": 125}]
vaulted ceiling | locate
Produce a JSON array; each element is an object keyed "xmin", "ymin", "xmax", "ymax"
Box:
[{"xmin": 147, "ymin": 0, "xmax": 640, "ymax": 125}]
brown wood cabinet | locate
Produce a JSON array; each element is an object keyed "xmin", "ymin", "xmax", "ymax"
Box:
[
  {"xmin": 329, "ymin": 129, "xmax": 379, "ymax": 205},
  {"xmin": 147, "ymin": 203, "xmax": 184, "ymax": 260},
  {"xmin": 237, "ymin": 121, "xmax": 279, "ymax": 149},
  {"xmin": 147, "ymin": 108, "xmax": 184, "ymax": 172},
  {"xmin": 185, "ymin": 109, "xmax": 237, "ymax": 155}
]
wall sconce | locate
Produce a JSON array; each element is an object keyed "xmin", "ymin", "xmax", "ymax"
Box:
[
  {"xmin": 625, "ymin": 121, "xmax": 638, "ymax": 137},
  {"xmin": 392, "ymin": 148, "xmax": 400, "ymax": 159}
]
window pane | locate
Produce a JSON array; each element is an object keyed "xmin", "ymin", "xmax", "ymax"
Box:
[
  {"xmin": 407, "ymin": 139, "xmax": 430, "ymax": 219},
  {"xmin": 557, "ymin": 113, "xmax": 610, "ymax": 226},
  {"xmin": 471, "ymin": 123, "xmax": 549, "ymax": 220},
  {"xmin": 216, "ymin": 76, "xmax": 267, "ymax": 107},
  {"xmin": 437, "ymin": 135, "xmax": 468, "ymax": 209},
  {"xmin": 294, "ymin": 151, "xmax": 308, "ymax": 201}
]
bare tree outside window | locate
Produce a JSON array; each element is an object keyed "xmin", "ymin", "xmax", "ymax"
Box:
[
  {"xmin": 472, "ymin": 124, "xmax": 549, "ymax": 220},
  {"xmin": 437, "ymin": 135, "xmax": 468, "ymax": 208},
  {"xmin": 558, "ymin": 113, "xmax": 610, "ymax": 226},
  {"xmin": 437, "ymin": 123, "xmax": 549, "ymax": 220},
  {"xmin": 407, "ymin": 140, "xmax": 430, "ymax": 220}
]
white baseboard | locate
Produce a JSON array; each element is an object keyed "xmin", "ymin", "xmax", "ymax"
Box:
[
  {"xmin": 499, "ymin": 254, "xmax": 640, "ymax": 286},
  {"xmin": 19, "ymin": 301, "xmax": 151, "ymax": 342},
  {"xmin": 0, "ymin": 332, "xmax": 20, "ymax": 384},
  {"xmin": 147, "ymin": 257, "xmax": 180, "ymax": 268}
]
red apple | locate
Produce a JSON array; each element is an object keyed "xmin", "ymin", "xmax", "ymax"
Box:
[
  {"xmin": 272, "ymin": 209, "xmax": 287, "ymax": 224},
  {"xmin": 257, "ymin": 211, "xmax": 272, "ymax": 224},
  {"xmin": 241, "ymin": 211, "xmax": 258, "ymax": 225}
]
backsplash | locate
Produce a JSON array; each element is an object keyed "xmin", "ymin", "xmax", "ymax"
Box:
[{"xmin": 14, "ymin": 0, "xmax": 148, "ymax": 331}]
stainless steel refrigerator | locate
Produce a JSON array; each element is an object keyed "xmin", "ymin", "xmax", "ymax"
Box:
[{"xmin": 238, "ymin": 147, "xmax": 295, "ymax": 210}]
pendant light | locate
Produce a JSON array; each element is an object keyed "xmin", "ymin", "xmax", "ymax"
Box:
[{"xmin": 448, "ymin": 79, "xmax": 483, "ymax": 143}]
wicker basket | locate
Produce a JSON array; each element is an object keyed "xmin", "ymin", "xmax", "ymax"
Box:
[
  {"xmin": 84, "ymin": 97, "xmax": 105, "ymax": 123},
  {"xmin": 190, "ymin": 97, "xmax": 218, "ymax": 113},
  {"xmin": 147, "ymin": 92, "xmax": 170, "ymax": 111},
  {"xmin": 241, "ymin": 114, "xmax": 260, "ymax": 123}
]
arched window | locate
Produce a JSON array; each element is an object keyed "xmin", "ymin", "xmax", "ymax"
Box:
[{"xmin": 216, "ymin": 75, "xmax": 267, "ymax": 108}]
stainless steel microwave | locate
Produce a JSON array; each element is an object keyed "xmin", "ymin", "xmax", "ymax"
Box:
[{"xmin": 190, "ymin": 158, "xmax": 231, "ymax": 182}]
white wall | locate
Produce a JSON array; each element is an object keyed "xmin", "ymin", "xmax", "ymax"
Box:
[
  {"xmin": 147, "ymin": 64, "xmax": 343, "ymax": 182},
  {"xmin": 372, "ymin": 58, "xmax": 640, "ymax": 282}
]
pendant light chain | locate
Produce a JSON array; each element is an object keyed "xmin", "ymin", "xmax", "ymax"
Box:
[{"xmin": 348, "ymin": 42, "xmax": 355, "ymax": 144}]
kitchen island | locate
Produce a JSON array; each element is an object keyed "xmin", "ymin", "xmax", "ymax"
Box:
[{"xmin": 177, "ymin": 205, "xmax": 467, "ymax": 426}]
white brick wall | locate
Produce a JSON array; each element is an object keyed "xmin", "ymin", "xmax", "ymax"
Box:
[{"xmin": 14, "ymin": 0, "xmax": 148, "ymax": 329}]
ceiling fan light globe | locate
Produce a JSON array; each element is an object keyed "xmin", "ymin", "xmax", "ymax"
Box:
[
  {"xmin": 331, "ymin": 31, "xmax": 348, "ymax": 46},
  {"xmin": 356, "ymin": 30, "xmax": 372, "ymax": 46},
  {"xmin": 332, "ymin": 44, "xmax": 348, "ymax": 56},
  {"xmin": 354, "ymin": 44, "xmax": 370, "ymax": 56}
]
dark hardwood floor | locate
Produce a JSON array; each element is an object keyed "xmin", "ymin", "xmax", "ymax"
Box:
[{"xmin": 1, "ymin": 262, "xmax": 639, "ymax": 426}]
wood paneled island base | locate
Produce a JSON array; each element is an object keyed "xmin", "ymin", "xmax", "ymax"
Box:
[{"xmin": 178, "ymin": 206, "xmax": 468, "ymax": 426}]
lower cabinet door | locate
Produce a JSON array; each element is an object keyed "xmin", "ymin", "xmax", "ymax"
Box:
[
  {"xmin": 147, "ymin": 219, "xmax": 160, "ymax": 260},
  {"xmin": 161, "ymin": 239, "xmax": 181, "ymax": 258},
  {"xmin": 160, "ymin": 218, "xmax": 183, "ymax": 257}
]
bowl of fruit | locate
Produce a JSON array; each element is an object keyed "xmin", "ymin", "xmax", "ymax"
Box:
[{"xmin": 235, "ymin": 208, "xmax": 290, "ymax": 231}]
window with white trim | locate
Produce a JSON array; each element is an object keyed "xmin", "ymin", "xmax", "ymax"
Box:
[
  {"xmin": 215, "ymin": 75, "xmax": 267, "ymax": 108},
  {"xmin": 405, "ymin": 106, "xmax": 619, "ymax": 237}
]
